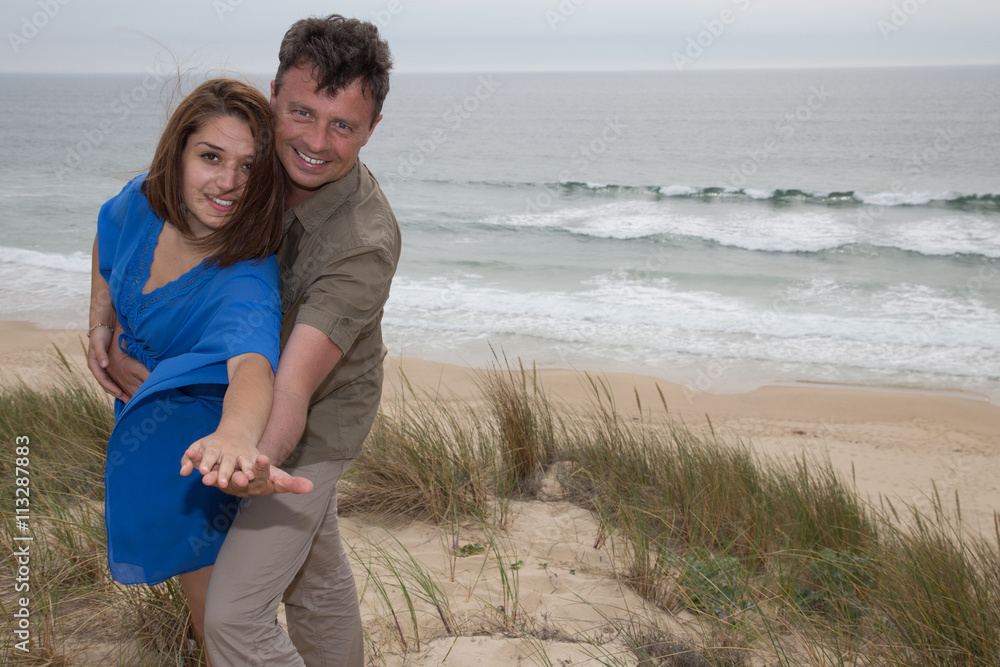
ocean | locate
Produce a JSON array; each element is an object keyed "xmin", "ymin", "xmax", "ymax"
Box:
[{"xmin": 1, "ymin": 67, "xmax": 998, "ymax": 401}]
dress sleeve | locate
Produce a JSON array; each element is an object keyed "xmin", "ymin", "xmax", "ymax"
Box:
[
  {"xmin": 97, "ymin": 178, "xmax": 145, "ymax": 285},
  {"xmin": 189, "ymin": 257, "xmax": 283, "ymax": 372}
]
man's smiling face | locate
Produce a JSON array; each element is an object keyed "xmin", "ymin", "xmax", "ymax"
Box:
[{"xmin": 270, "ymin": 61, "xmax": 382, "ymax": 208}]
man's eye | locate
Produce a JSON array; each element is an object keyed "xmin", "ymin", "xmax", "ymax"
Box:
[{"xmin": 295, "ymin": 110, "xmax": 309, "ymax": 118}]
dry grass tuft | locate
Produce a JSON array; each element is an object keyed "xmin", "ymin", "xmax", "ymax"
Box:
[{"xmin": 0, "ymin": 352, "xmax": 199, "ymax": 665}]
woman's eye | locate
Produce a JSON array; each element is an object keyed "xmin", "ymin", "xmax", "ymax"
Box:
[
  {"xmin": 242, "ymin": 163, "xmax": 252, "ymax": 171},
  {"xmin": 201, "ymin": 152, "xmax": 219, "ymax": 161}
]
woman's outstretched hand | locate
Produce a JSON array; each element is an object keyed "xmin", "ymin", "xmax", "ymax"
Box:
[
  {"xmin": 180, "ymin": 431, "xmax": 260, "ymax": 490},
  {"xmin": 181, "ymin": 450, "xmax": 314, "ymax": 497}
]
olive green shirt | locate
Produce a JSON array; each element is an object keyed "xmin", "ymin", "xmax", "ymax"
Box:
[{"xmin": 276, "ymin": 160, "xmax": 400, "ymax": 464}]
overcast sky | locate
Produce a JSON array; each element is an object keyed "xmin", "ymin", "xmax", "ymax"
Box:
[{"xmin": 2, "ymin": 0, "xmax": 998, "ymax": 74}]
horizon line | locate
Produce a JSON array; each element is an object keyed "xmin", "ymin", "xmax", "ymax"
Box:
[{"xmin": 2, "ymin": 61, "xmax": 999, "ymax": 76}]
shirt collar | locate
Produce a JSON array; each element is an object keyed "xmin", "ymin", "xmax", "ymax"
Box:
[{"xmin": 285, "ymin": 160, "xmax": 361, "ymax": 234}]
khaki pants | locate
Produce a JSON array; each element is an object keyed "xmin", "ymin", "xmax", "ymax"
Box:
[{"xmin": 203, "ymin": 459, "xmax": 362, "ymax": 666}]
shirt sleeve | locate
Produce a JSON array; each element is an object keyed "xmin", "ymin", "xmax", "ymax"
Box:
[{"xmin": 296, "ymin": 245, "xmax": 397, "ymax": 355}]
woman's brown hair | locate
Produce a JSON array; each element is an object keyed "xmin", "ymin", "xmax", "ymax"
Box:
[{"xmin": 143, "ymin": 78, "xmax": 283, "ymax": 268}]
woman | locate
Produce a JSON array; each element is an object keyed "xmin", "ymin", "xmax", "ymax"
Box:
[{"xmin": 87, "ymin": 78, "xmax": 284, "ymax": 645}]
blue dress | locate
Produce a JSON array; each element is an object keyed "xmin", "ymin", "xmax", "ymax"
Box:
[{"xmin": 97, "ymin": 177, "xmax": 281, "ymax": 585}]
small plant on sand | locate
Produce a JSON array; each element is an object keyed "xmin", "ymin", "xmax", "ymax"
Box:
[
  {"xmin": 455, "ymin": 541, "xmax": 488, "ymax": 558},
  {"xmin": 676, "ymin": 548, "xmax": 750, "ymax": 620},
  {"xmin": 791, "ymin": 548, "xmax": 873, "ymax": 622},
  {"xmin": 579, "ymin": 610, "xmax": 749, "ymax": 667}
]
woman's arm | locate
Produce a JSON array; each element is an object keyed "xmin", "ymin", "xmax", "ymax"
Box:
[
  {"xmin": 180, "ymin": 351, "xmax": 274, "ymax": 488},
  {"xmin": 87, "ymin": 235, "xmax": 151, "ymax": 401},
  {"xmin": 87, "ymin": 234, "xmax": 127, "ymax": 399},
  {"xmin": 181, "ymin": 323, "xmax": 336, "ymax": 497}
]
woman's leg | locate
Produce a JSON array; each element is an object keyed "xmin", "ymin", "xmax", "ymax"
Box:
[{"xmin": 178, "ymin": 564, "xmax": 214, "ymax": 665}]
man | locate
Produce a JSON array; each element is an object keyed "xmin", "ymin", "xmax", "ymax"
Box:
[
  {"xmin": 92, "ymin": 15, "xmax": 399, "ymax": 666},
  {"xmin": 202, "ymin": 15, "xmax": 398, "ymax": 665}
]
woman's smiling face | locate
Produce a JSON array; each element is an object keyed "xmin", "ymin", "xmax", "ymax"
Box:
[{"xmin": 180, "ymin": 115, "xmax": 255, "ymax": 238}]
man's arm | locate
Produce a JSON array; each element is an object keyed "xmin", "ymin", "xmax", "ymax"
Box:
[
  {"xmin": 191, "ymin": 323, "xmax": 342, "ymax": 495},
  {"xmin": 257, "ymin": 323, "xmax": 344, "ymax": 466}
]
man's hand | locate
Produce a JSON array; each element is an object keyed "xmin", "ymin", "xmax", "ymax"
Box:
[
  {"xmin": 103, "ymin": 322, "xmax": 149, "ymax": 401},
  {"xmin": 87, "ymin": 321, "xmax": 127, "ymax": 400},
  {"xmin": 209, "ymin": 455, "xmax": 314, "ymax": 497}
]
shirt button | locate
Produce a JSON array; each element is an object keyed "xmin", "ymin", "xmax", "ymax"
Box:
[{"xmin": 340, "ymin": 317, "xmax": 351, "ymax": 326}]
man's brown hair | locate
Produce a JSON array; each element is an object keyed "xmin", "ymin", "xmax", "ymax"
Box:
[{"xmin": 275, "ymin": 14, "xmax": 393, "ymax": 126}]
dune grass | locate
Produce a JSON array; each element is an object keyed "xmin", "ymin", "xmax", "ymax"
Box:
[
  {"xmin": 0, "ymin": 352, "xmax": 199, "ymax": 665},
  {"xmin": 870, "ymin": 492, "xmax": 1000, "ymax": 665},
  {"xmin": 3, "ymin": 353, "xmax": 1000, "ymax": 665}
]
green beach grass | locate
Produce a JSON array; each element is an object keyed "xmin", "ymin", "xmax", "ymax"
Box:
[{"xmin": 2, "ymin": 352, "xmax": 1000, "ymax": 665}]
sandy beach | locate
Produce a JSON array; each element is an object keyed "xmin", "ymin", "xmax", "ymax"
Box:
[{"xmin": 4, "ymin": 318, "xmax": 999, "ymax": 664}]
